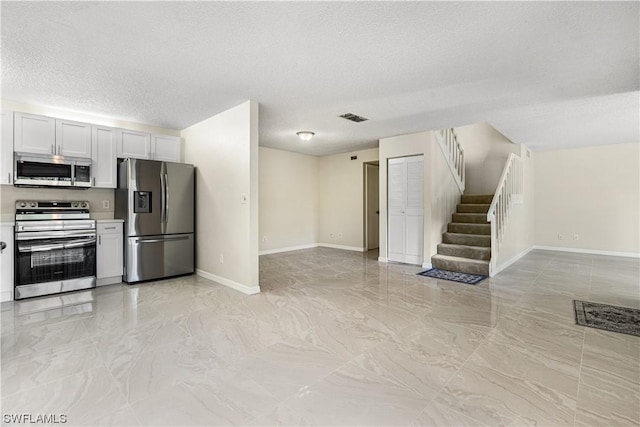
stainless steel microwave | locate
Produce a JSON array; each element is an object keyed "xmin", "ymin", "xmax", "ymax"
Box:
[{"xmin": 14, "ymin": 154, "xmax": 92, "ymax": 188}]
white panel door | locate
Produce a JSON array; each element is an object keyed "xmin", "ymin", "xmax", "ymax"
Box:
[
  {"xmin": 118, "ymin": 129, "xmax": 151, "ymax": 159},
  {"xmin": 56, "ymin": 119, "xmax": 92, "ymax": 158},
  {"xmin": 387, "ymin": 159, "xmax": 406, "ymax": 262},
  {"xmin": 1, "ymin": 110, "xmax": 14, "ymax": 185},
  {"xmin": 151, "ymin": 134, "xmax": 181, "ymax": 162},
  {"xmin": 14, "ymin": 113, "xmax": 55, "ymax": 155},
  {"xmin": 92, "ymin": 125, "xmax": 117, "ymax": 188},
  {"xmin": 387, "ymin": 155, "xmax": 424, "ymax": 264}
]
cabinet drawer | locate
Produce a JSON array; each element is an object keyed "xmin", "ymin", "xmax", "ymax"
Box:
[{"xmin": 97, "ymin": 222, "xmax": 123, "ymax": 235}]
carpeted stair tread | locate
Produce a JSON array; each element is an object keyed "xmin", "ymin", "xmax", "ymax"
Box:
[
  {"xmin": 432, "ymin": 254, "xmax": 490, "ymax": 276},
  {"xmin": 460, "ymin": 194, "xmax": 494, "ymax": 204},
  {"xmin": 452, "ymin": 213, "xmax": 489, "ymax": 224},
  {"xmin": 448, "ymin": 222, "xmax": 491, "ymax": 235},
  {"xmin": 457, "ymin": 204, "xmax": 491, "ymax": 213},
  {"xmin": 437, "ymin": 243, "xmax": 491, "ymax": 261},
  {"xmin": 442, "ymin": 232, "xmax": 491, "ymax": 247}
]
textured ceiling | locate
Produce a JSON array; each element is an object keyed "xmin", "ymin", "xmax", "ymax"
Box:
[{"xmin": 2, "ymin": 2, "xmax": 638, "ymax": 156}]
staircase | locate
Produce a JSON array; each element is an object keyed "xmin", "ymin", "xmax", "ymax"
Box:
[{"xmin": 431, "ymin": 194, "xmax": 492, "ymax": 276}]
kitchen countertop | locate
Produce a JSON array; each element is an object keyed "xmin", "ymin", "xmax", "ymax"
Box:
[{"xmin": 95, "ymin": 219, "xmax": 124, "ymax": 223}]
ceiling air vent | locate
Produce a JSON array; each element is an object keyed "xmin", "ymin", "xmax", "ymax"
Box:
[{"xmin": 339, "ymin": 113, "xmax": 368, "ymax": 123}]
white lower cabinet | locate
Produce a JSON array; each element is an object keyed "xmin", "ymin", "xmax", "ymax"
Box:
[
  {"xmin": 1, "ymin": 224, "xmax": 14, "ymax": 302},
  {"xmin": 96, "ymin": 221, "xmax": 123, "ymax": 286}
]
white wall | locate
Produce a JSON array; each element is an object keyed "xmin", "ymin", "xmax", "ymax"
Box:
[
  {"xmin": 259, "ymin": 147, "xmax": 319, "ymax": 253},
  {"xmin": 534, "ymin": 143, "xmax": 639, "ymax": 255},
  {"xmin": 455, "ymin": 122, "xmax": 520, "ymax": 195},
  {"xmin": 318, "ymin": 148, "xmax": 379, "ymax": 250},
  {"xmin": 182, "ymin": 101, "xmax": 260, "ymax": 294},
  {"xmin": 430, "ymin": 134, "xmax": 464, "ymax": 261},
  {"xmin": 494, "ymin": 144, "xmax": 535, "ymax": 272}
]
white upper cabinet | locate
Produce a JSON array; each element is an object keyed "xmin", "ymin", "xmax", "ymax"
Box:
[
  {"xmin": 92, "ymin": 125, "xmax": 117, "ymax": 188},
  {"xmin": 56, "ymin": 119, "xmax": 92, "ymax": 158},
  {"xmin": 118, "ymin": 129, "xmax": 151, "ymax": 159},
  {"xmin": 14, "ymin": 113, "xmax": 56, "ymax": 155},
  {"xmin": 1, "ymin": 110, "xmax": 14, "ymax": 185},
  {"xmin": 14, "ymin": 113, "xmax": 92, "ymax": 159},
  {"xmin": 151, "ymin": 134, "xmax": 181, "ymax": 162}
]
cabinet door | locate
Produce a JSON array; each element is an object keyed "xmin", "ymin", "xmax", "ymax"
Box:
[
  {"xmin": 151, "ymin": 134, "xmax": 181, "ymax": 162},
  {"xmin": 97, "ymin": 228, "xmax": 123, "ymax": 279},
  {"xmin": 1, "ymin": 110, "xmax": 14, "ymax": 185},
  {"xmin": 0, "ymin": 225, "xmax": 14, "ymax": 302},
  {"xmin": 118, "ymin": 130, "xmax": 150, "ymax": 159},
  {"xmin": 14, "ymin": 113, "xmax": 55, "ymax": 155},
  {"xmin": 92, "ymin": 126, "xmax": 117, "ymax": 188},
  {"xmin": 56, "ymin": 119, "xmax": 92, "ymax": 158}
]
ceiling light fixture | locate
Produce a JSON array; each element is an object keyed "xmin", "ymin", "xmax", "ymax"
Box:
[{"xmin": 296, "ymin": 131, "xmax": 315, "ymax": 141}]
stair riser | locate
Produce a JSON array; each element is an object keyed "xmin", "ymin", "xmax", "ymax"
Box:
[
  {"xmin": 448, "ymin": 223, "xmax": 491, "ymax": 235},
  {"xmin": 452, "ymin": 213, "xmax": 489, "ymax": 224},
  {"xmin": 437, "ymin": 244, "xmax": 491, "ymax": 261},
  {"xmin": 442, "ymin": 233, "xmax": 491, "ymax": 247},
  {"xmin": 432, "ymin": 257, "xmax": 489, "ymax": 276},
  {"xmin": 460, "ymin": 195, "xmax": 493, "ymax": 204},
  {"xmin": 457, "ymin": 204, "xmax": 490, "ymax": 214}
]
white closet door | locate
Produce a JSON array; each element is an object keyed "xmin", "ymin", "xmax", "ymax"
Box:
[
  {"xmin": 404, "ymin": 156, "xmax": 424, "ymax": 264},
  {"xmin": 387, "ymin": 155, "xmax": 424, "ymax": 264}
]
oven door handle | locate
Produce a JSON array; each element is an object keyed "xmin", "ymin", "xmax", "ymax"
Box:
[
  {"xmin": 64, "ymin": 237, "xmax": 97, "ymax": 249},
  {"xmin": 18, "ymin": 237, "xmax": 96, "ymax": 253},
  {"xmin": 18, "ymin": 242, "xmax": 65, "ymax": 253}
]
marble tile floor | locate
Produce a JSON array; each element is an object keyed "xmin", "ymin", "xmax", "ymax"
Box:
[{"xmin": 1, "ymin": 248, "xmax": 639, "ymax": 426}]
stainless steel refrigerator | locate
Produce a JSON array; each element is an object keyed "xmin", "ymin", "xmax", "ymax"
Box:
[{"xmin": 115, "ymin": 159, "xmax": 195, "ymax": 283}]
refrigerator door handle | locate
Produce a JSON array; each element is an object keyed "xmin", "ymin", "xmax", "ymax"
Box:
[
  {"xmin": 135, "ymin": 236, "xmax": 190, "ymax": 244},
  {"xmin": 160, "ymin": 172, "xmax": 166, "ymax": 224},
  {"xmin": 164, "ymin": 173, "xmax": 169, "ymax": 224}
]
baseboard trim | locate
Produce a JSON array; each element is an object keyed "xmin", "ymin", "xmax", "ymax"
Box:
[
  {"xmin": 378, "ymin": 257, "xmax": 388, "ymax": 263},
  {"xmin": 421, "ymin": 262, "xmax": 432, "ymax": 269},
  {"xmin": 96, "ymin": 276, "xmax": 122, "ymax": 287},
  {"xmin": 196, "ymin": 269, "xmax": 260, "ymax": 295},
  {"xmin": 259, "ymin": 244, "xmax": 318, "ymax": 256},
  {"xmin": 533, "ymin": 246, "xmax": 640, "ymax": 259},
  {"xmin": 318, "ymin": 243, "xmax": 365, "ymax": 252},
  {"xmin": 492, "ymin": 246, "xmax": 534, "ymax": 276}
]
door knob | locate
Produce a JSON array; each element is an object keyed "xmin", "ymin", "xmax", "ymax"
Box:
[
  {"xmin": 376, "ymin": 211, "xmax": 379, "ymax": 214},
  {"xmin": 0, "ymin": 241, "xmax": 6, "ymax": 253}
]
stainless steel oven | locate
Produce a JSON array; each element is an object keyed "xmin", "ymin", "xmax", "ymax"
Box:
[
  {"xmin": 14, "ymin": 154, "xmax": 92, "ymax": 188},
  {"xmin": 14, "ymin": 201, "xmax": 96, "ymax": 300}
]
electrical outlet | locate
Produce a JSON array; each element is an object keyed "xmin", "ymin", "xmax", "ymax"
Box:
[
  {"xmin": 330, "ymin": 233, "xmax": 334, "ymax": 239},
  {"xmin": 558, "ymin": 234, "xmax": 564, "ymax": 241},
  {"xmin": 219, "ymin": 254, "xmax": 224, "ymax": 264},
  {"xmin": 574, "ymin": 234, "xmax": 580, "ymax": 241},
  {"xmin": 102, "ymin": 200, "xmax": 110, "ymax": 209}
]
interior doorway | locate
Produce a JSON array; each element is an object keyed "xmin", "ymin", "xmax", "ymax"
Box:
[{"xmin": 364, "ymin": 162, "xmax": 380, "ymax": 250}]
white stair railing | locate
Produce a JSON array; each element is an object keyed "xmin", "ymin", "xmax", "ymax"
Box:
[
  {"xmin": 487, "ymin": 153, "xmax": 524, "ymax": 275},
  {"xmin": 435, "ymin": 128, "xmax": 465, "ymax": 193}
]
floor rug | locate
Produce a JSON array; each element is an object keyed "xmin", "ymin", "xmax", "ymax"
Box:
[
  {"xmin": 417, "ymin": 268, "xmax": 487, "ymax": 285},
  {"xmin": 574, "ymin": 300, "xmax": 640, "ymax": 337}
]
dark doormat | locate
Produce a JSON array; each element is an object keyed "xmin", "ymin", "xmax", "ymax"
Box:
[
  {"xmin": 574, "ymin": 300, "xmax": 640, "ymax": 337},
  {"xmin": 417, "ymin": 268, "xmax": 487, "ymax": 285}
]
